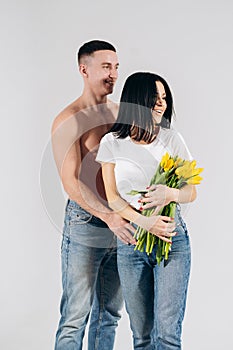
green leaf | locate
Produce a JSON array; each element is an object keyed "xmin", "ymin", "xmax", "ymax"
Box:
[
  {"xmin": 127, "ymin": 189, "xmax": 148, "ymax": 196},
  {"xmin": 126, "ymin": 190, "xmax": 140, "ymax": 195}
]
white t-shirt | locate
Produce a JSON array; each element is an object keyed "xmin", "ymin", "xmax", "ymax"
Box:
[{"xmin": 96, "ymin": 127, "xmax": 192, "ymax": 209}]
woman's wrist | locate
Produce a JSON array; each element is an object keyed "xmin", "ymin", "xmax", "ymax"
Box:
[
  {"xmin": 133, "ymin": 212, "xmax": 149, "ymax": 230},
  {"xmin": 169, "ymin": 188, "xmax": 179, "ymax": 203}
]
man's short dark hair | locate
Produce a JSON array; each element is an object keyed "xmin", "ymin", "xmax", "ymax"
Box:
[{"xmin": 77, "ymin": 40, "xmax": 116, "ymax": 64}]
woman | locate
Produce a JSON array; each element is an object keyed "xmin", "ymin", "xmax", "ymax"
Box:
[{"xmin": 96, "ymin": 72, "xmax": 197, "ymax": 349}]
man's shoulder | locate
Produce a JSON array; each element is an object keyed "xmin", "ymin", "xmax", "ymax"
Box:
[
  {"xmin": 107, "ymin": 99, "xmax": 119, "ymax": 119},
  {"xmin": 51, "ymin": 98, "xmax": 84, "ymax": 134}
]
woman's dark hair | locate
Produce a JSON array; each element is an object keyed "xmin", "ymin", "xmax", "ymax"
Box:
[
  {"xmin": 110, "ymin": 72, "xmax": 174, "ymax": 142},
  {"xmin": 77, "ymin": 40, "xmax": 116, "ymax": 64}
]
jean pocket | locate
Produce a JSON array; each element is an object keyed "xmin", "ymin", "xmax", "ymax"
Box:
[{"xmin": 69, "ymin": 208, "xmax": 93, "ymax": 225}]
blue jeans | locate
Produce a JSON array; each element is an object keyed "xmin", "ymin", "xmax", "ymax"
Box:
[
  {"xmin": 117, "ymin": 205, "xmax": 191, "ymax": 350},
  {"xmin": 55, "ymin": 200, "xmax": 123, "ymax": 350}
]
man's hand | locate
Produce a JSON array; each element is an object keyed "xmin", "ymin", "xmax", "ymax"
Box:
[{"xmin": 105, "ymin": 212, "xmax": 136, "ymax": 245}]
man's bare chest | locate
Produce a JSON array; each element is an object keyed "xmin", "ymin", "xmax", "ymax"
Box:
[{"xmin": 80, "ymin": 125, "xmax": 111, "ymax": 159}]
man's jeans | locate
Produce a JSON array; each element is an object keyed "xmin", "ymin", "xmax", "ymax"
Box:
[
  {"xmin": 55, "ymin": 200, "xmax": 123, "ymax": 350},
  {"xmin": 117, "ymin": 205, "xmax": 191, "ymax": 350}
]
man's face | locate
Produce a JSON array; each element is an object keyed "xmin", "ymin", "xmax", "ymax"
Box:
[{"xmin": 84, "ymin": 50, "xmax": 119, "ymax": 96}]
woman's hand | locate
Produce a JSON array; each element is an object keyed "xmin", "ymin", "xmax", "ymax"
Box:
[
  {"xmin": 139, "ymin": 184, "xmax": 179, "ymax": 212},
  {"xmin": 145, "ymin": 214, "xmax": 177, "ymax": 243}
]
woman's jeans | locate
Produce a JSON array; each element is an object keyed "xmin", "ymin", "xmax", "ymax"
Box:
[
  {"xmin": 117, "ymin": 205, "xmax": 191, "ymax": 350},
  {"xmin": 55, "ymin": 200, "xmax": 123, "ymax": 350}
]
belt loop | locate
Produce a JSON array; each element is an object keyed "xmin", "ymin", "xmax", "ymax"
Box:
[{"xmin": 65, "ymin": 199, "xmax": 70, "ymax": 211}]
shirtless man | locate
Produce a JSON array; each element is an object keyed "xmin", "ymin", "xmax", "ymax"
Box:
[{"xmin": 52, "ymin": 40, "xmax": 135, "ymax": 350}]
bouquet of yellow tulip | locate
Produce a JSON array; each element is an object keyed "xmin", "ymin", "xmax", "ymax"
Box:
[{"xmin": 128, "ymin": 152, "xmax": 203, "ymax": 264}]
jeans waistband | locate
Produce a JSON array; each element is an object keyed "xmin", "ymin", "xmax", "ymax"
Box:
[
  {"xmin": 66, "ymin": 199, "xmax": 108, "ymax": 227},
  {"xmin": 67, "ymin": 199, "xmax": 92, "ymax": 213}
]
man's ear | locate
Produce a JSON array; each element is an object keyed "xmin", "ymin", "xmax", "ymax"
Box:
[{"xmin": 79, "ymin": 64, "xmax": 88, "ymax": 77}]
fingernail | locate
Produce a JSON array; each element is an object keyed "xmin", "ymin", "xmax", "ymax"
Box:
[
  {"xmin": 146, "ymin": 186, "xmax": 150, "ymax": 189},
  {"xmin": 171, "ymin": 217, "xmax": 174, "ymax": 220},
  {"xmin": 139, "ymin": 207, "xmax": 143, "ymax": 211},
  {"xmin": 138, "ymin": 199, "xmax": 141, "ymax": 203}
]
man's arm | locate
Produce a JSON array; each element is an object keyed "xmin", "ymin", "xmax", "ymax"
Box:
[{"xmin": 51, "ymin": 112, "xmax": 135, "ymax": 244}]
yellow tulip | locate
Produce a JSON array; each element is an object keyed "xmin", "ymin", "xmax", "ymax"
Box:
[
  {"xmin": 174, "ymin": 157, "xmax": 183, "ymax": 167},
  {"xmin": 175, "ymin": 164, "xmax": 191, "ymax": 178},
  {"xmin": 187, "ymin": 175, "xmax": 203, "ymax": 185},
  {"xmin": 175, "ymin": 159, "xmax": 203, "ymax": 180},
  {"xmin": 164, "ymin": 159, "xmax": 174, "ymax": 171},
  {"xmin": 160, "ymin": 152, "xmax": 175, "ymax": 171},
  {"xmin": 160, "ymin": 152, "xmax": 170, "ymax": 168},
  {"xmin": 181, "ymin": 167, "xmax": 203, "ymax": 179},
  {"xmin": 190, "ymin": 160, "xmax": 197, "ymax": 169}
]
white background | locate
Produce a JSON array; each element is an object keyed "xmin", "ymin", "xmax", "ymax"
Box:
[{"xmin": 1, "ymin": 0, "xmax": 233, "ymax": 349}]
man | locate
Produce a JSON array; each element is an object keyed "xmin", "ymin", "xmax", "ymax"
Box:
[{"xmin": 52, "ymin": 40, "xmax": 135, "ymax": 350}]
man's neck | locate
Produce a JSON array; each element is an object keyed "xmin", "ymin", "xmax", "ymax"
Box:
[{"xmin": 80, "ymin": 90, "xmax": 108, "ymax": 109}]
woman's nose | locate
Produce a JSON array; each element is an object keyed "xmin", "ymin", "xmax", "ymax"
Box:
[{"xmin": 156, "ymin": 96, "xmax": 163, "ymax": 106}]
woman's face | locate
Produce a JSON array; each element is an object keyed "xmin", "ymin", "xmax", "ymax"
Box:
[{"xmin": 152, "ymin": 81, "xmax": 167, "ymax": 124}]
